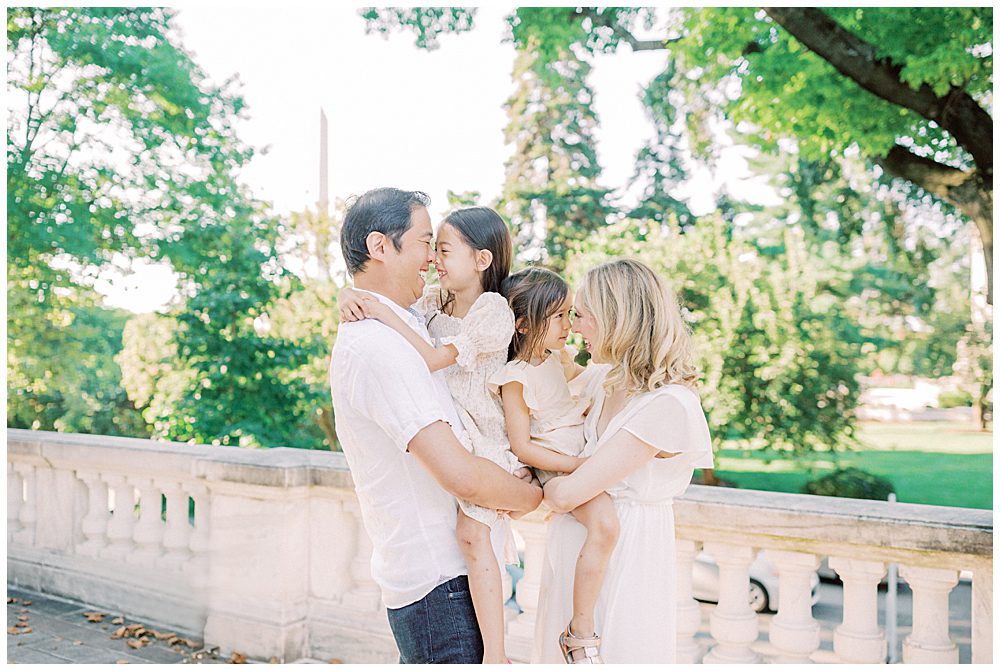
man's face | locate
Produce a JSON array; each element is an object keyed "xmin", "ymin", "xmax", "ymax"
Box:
[{"xmin": 387, "ymin": 206, "xmax": 435, "ymax": 305}]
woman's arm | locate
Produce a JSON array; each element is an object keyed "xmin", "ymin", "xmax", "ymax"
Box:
[
  {"xmin": 501, "ymin": 381, "xmax": 585, "ymax": 473},
  {"xmin": 542, "ymin": 429, "xmax": 659, "ymax": 513},
  {"xmin": 357, "ymin": 298, "xmax": 458, "ymax": 373}
]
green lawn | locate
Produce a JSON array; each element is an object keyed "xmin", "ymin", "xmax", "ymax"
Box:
[{"xmin": 706, "ymin": 422, "xmax": 993, "ymax": 510}]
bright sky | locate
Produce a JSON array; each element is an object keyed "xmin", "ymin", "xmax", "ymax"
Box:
[{"xmin": 96, "ymin": 5, "xmax": 775, "ymax": 313}]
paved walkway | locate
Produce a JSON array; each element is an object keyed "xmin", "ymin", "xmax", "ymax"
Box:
[{"xmin": 6, "ymin": 586, "xmax": 235, "ymax": 664}]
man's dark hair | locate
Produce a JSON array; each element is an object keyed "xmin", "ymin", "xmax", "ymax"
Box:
[{"xmin": 341, "ymin": 188, "xmax": 431, "ymax": 275}]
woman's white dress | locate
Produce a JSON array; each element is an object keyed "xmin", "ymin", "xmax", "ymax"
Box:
[{"xmin": 532, "ymin": 370, "xmax": 714, "ymax": 664}]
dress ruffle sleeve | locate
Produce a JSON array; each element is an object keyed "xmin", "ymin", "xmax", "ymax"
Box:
[
  {"xmin": 439, "ymin": 292, "xmax": 515, "ymax": 372},
  {"xmin": 412, "ymin": 284, "xmax": 447, "ymax": 320},
  {"xmin": 487, "ymin": 362, "xmax": 538, "ymax": 411},
  {"xmin": 621, "ymin": 387, "xmax": 715, "ymax": 469}
]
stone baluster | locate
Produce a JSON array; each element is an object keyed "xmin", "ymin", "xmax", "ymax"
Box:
[
  {"xmin": 131, "ymin": 478, "xmax": 165, "ymax": 566},
  {"xmin": 506, "ymin": 517, "xmax": 546, "ymax": 662},
  {"xmin": 767, "ymin": 550, "xmax": 821, "ymax": 663},
  {"xmin": 676, "ymin": 539, "xmax": 704, "ymax": 663},
  {"xmin": 159, "ymin": 481, "xmax": 192, "ymax": 570},
  {"xmin": 703, "ymin": 542, "xmax": 759, "ymax": 664},
  {"xmin": 828, "ymin": 557, "xmax": 886, "ymax": 663},
  {"xmin": 971, "ymin": 566, "xmax": 992, "ymax": 664},
  {"xmin": 900, "ymin": 565, "xmax": 959, "ymax": 664},
  {"xmin": 8, "ymin": 466, "xmax": 24, "ymax": 541},
  {"xmin": 14, "ymin": 463, "xmax": 37, "ymax": 546},
  {"xmin": 101, "ymin": 474, "xmax": 136, "ymax": 561},
  {"xmin": 187, "ymin": 485, "xmax": 210, "ymax": 590},
  {"xmin": 77, "ymin": 471, "xmax": 110, "ymax": 557},
  {"xmin": 340, "ymin": 499, "xmax": 381, "ymax": 611}
]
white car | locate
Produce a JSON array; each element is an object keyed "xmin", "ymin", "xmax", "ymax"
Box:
[{"xmin": 692, "ymin": 550, "xmax": 820, "ymax": 613}]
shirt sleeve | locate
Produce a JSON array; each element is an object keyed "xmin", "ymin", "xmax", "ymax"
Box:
[
  {"xmin": 621, "ymin": 388, "xmax": 715, "ymax": 468},
  {"xmin": 360, "ymin": 337, "xmax": 455, "ymax": 451},
  {"xmin": 487, "ymin": 363, "xmax": 538, "ymax": 412},
  {"xmin": 440, "ymin": 292, "xmax": 515, "ymax": 371}
]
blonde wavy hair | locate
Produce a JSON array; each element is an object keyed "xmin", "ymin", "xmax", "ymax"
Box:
[{"xmin": 578, "ymin": 259, "xmax": 699, "ymax": 394}]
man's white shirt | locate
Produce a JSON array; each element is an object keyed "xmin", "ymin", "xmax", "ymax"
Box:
[{"xmin": 329, "ymin": 289, "xmax": 469, "ymax": 609}]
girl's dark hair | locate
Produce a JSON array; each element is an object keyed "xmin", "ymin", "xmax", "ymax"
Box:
[
  {"xmin": 439, "ymin": 207, "xmax": 513, "ymax": 315},
  {"xmin": 500, "ymin": 267, "xmax": 569, "ymax": 362}
]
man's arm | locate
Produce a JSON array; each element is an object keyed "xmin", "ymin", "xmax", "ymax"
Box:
[{"xmin": 408, "ymin": 421, "xmax": 542, "ymax": 513}]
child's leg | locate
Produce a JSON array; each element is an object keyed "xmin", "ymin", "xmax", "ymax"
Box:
[
  {"xmin": 456, "ymin": 508, "xmax": 507, "ymax": 663},
  {"xmin": 568, "ymin": 492, "xmax": 620, "ymax": 637}
]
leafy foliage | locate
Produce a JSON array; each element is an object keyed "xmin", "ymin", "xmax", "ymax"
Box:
[
  {"xmin": 8, "ymin": 8, "xmax": 318, "ymax": 447},
  {"xmin": 803, "ymin": 467, "xmax": 895, "ymax": 501}
]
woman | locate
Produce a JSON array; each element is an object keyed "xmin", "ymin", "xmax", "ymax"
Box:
[{"xmin": 532, "ymin": 259, "xmax": 714, "ymax": 664}]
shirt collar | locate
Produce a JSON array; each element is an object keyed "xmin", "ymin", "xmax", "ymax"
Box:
[{"xmin": 352, "ymin": 288, "xmax": 424, "ymax": 330}]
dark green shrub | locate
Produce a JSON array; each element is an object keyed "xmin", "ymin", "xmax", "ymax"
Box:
[
  {"xmin": 803, "ymin": 467, "xmax": 895, "ymax": 501},
  {"xmin": 938, "ymin": 390, "xmax": 974, "ymax": 408}
]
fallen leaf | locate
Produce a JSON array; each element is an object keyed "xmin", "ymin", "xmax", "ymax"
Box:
[
  {"xmin": 7, "ymin": 627, "xmax": 19, "ymax": 635},
  {"xmin": 17, "ymin": 615, "xmax": 29, "ymax": 622},
  {"xmin": 229, "ymin": 651, "xmax": 246, "ymax": 664},
  {"xmin": 7, "ymin": 597, "xmax": 16, "ymax": 603},
  {"xmin": 111, "ymin": 616, "xmax": 124, "ymax": 625},
  {"xmin": 166, "ymin": 635, "xmax": 180, "ymax": 645},
  {"xmin": 154, "ymin": 630, "xmax": 175, "ymax": 641},
  {"xmin": 181, "ymin": 639, "xmax": 198, "ymax": 648},
  {"xmin": 73, "ymin": 641, "xmax": 82, "ymax": 646},
  {"xmin": 133, "ymin": 627, "xmax": 147, "ymax": 637},
  {"xmin": 22, "ymin": 602, "xmax": 31, "ymax": 606},
  {"xmin": 126, "ymin": 639, "xmax": 147, "ymax": 649},
  {"xmin": 20, "ymin": 628, "xmax": 31, "ymax": 634},
  {"xmin": 84, "ymin": 612, "xmax": 106, "ymax": 622},
  {"xmin": 328, "ymin": 659, "xmax": 343, "ymax": 664},
  {"xmin": 111, "ymin": 627, "xmax": 127, "ymax": 639},
  {"xmin": 124, "ymin": 623, "xmax": 143, "ymax": 634}
]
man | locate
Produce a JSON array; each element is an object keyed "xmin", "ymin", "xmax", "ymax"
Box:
[{"xmin": 329, "ymin": 187, "xmax": 542, "ymax": 664}]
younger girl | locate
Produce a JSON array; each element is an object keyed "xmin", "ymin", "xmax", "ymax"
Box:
[
  {"xmin": 338, "ymin": 207, "xmax": 522, "ymax": 664},
  {"xmin": 488, "ymin": 267, "xmax": 619, "ymax": 664}
]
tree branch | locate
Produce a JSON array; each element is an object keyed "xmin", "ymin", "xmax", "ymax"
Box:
[
  {"xmin": 878, "ymin": 144, "xmax": 993, "ymax": 303},
  {"xmin": 764, "ymin": 7, "xmax": 992, "ymax": 183},
  {"xmin": 577, "ymin": 9, "xmax": 679, "ymax": 52}
]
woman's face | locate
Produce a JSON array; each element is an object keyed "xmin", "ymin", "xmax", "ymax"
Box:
[
  {"xmin": 571, "ymin": 287, "xmax": 601, "ymax": 361},
  {"xmin": 433, "ymin": 223, "xmax": 481, "ymax": 293}
]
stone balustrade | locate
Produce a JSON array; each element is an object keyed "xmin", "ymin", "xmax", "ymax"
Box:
[{"xmin": 7, "ymin": 429, "xmax": 992, "ymax": 663}]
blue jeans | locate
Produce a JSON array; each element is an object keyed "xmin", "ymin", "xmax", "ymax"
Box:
[{"xmin": 386, "ymin": 575, "xmax": 484, "ymax": 664}]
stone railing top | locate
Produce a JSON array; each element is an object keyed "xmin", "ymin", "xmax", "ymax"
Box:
[{"xmin": 7, "ymin": 428, "xmax": 992, "ymax": 560}]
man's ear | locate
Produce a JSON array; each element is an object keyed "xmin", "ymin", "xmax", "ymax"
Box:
[
  {"xmin": 366, "ymin": 231, "xmax": 388, "ymax": 261},
  {"xmin": 475, "ymin": 249, "xmax": 493, "ymax": 272},
  {"xmin": 515, "ymin": 317, "xmax": 526, "ymax": 335}
]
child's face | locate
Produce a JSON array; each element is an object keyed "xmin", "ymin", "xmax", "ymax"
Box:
[
  {"xmin": 433, "ymin": 223, "xmax": 482, "ymax": 293},
  {"xmin": 540, "ymin": 293, "xmax": 574, "ymax": 354}
]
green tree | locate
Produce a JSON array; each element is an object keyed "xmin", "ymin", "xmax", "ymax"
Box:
[
  {"xmin": 9, "ymin": 8, "xmax": 314, "ymax": 447},
  {"xmin": 8, "ymin": 298, "xmax": 150, "ymax": 437},
  {"xmin": 498, "ymin": 28, "xmax": 612, "ymax": 269},
  {"xmin": 566, "ymin": 216, "xmax": 863, "ymax": 459},
  {"xmin": 363, "ymin": 7, "xmax": 993, "ymax": 298}
]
